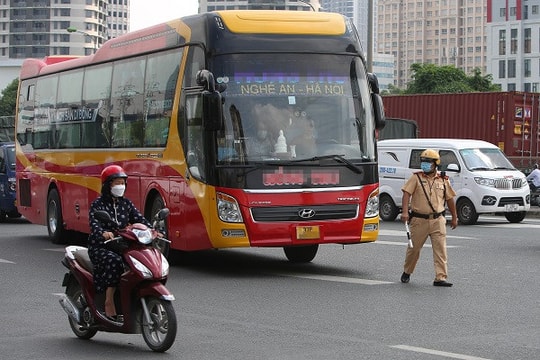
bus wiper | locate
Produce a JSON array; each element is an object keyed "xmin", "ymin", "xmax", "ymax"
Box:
[{"xmin": 288, "ymin": 154, "xmax": 363, "ymax": 174}]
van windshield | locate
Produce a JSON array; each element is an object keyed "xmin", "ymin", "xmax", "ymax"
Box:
[{"xmin": 459, "ymin": 148, "xmax": 515, "ymax": 171}]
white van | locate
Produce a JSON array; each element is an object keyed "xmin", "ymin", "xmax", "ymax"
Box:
[{"xmin": 377, "ymin": 138, "xmax": 530, "ymax": 224}]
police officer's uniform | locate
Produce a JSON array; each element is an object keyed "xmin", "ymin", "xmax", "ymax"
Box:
[{"xmin": 402, "ymin": 171, "xmax": 456, "ymax": 282}]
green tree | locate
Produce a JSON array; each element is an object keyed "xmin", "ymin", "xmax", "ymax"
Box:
[
  {"xmin": 404, "ymin": 63, "xmax": 500, "ymax": 94},
  {"xmin": 467, "ymin": 68, "xmax": 501, "ymax": 92},
  {"xmin": 405, "ymin": 63, "xmax": 473, "ymax": 94},
  {"xmin": 0, "ymin": 78, "xmax": 18, "ymax": 116}
]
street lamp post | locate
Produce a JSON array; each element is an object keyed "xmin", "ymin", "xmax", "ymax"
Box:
[{"xmin": 66, "ymin": 26, "xmax": 97, "ymax": 53}]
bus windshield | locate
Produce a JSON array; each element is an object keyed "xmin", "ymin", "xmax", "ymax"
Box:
[{"xmin": 213, "ymin": 53, "xmax": 375, "ymax": 164}]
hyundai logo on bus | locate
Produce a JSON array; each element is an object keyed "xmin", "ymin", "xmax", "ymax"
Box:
[{"xmin": 298, "ymin": 209, "xmax": 316, "ymax": 219}]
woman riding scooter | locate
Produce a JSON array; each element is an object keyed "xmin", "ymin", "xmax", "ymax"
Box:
[{"xmin": 88, "ymin": 165, "xmax": 153, "ymax": 320}]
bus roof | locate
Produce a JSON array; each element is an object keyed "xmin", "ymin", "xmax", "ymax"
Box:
[{"xmin": 20, "ymin": 10, "xmax": 356, "ymax": 80}]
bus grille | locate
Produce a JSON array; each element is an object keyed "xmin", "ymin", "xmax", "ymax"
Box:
[
  {"xmin": 494, "ymin": 178, "xmax": 524, "ymax": 189},
  {"xmin": 251, "ymin": 204, "xmax": 358, "ymax": 222}
]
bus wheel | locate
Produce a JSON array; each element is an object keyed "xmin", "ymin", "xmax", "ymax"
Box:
[
  {"xmin": 149, "ymin": 195, "xmax": 169, "ymax": 257},
  {"xmin": 47, "ymin": 189, "xmax": 66, "ymax": 244},
  {"xmin": 283, "ymin": 245, "xmax": 318, "ymax": 263}
]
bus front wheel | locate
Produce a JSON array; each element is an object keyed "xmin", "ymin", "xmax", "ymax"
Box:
[
  {"xmin": 47, "ymin": 188, "xmax": 67, "ymax": 244},
  {"xmin": 149, "ymin": 195, "xmax": 170, "ymax": 257},
  {"xmin": 283, "ymin": 245, "xmax": 318, "ymax": 263}
]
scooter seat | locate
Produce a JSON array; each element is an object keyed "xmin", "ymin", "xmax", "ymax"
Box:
[{"xmin": 73, "ymin": 248, "xmax": 94, "ymax": 273}]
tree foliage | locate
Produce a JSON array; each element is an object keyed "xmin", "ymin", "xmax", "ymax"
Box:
[
  {"xmin": 404, "ymin": 64, "xmax": 500, "ymax": 94},
  {"xmin": 0, "ymin": 78, "xmax": 18, "ymax": 116}
]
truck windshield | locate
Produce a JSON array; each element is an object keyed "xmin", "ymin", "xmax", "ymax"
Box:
[
  {"xmin": 460, "ymin": 148, "xmax": 516, "ymax": 171},
  {"xmin": 212, "ymin": 53, "xmax": 375, "ymax": 164}
]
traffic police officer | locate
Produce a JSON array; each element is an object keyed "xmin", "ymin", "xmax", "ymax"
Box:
[{"xmin": 400, "ymin": 149, "xmax": 458, "ymax": 287}]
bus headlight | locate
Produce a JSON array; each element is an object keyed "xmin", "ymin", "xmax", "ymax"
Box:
[
  {"xmin": 217, "ymin": 192, "xmax": 243, "ymax": 223},
  {"xmin": 365, "ymin": 188, "xmax": 379, "ymax": 218}
]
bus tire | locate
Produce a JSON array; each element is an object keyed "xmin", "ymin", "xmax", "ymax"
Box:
[
  {"xmin": 283, "ymin": 244, "xmax": 318, "ymax": 263},
  {"xmin": 149, "ymin": 195, "xmax": 170, "ymax": 257},
  {"xmin": 47, "ymin": 188, "xmax": 67, "ymax": 244}
]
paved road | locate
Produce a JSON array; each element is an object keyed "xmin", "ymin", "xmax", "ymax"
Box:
[{"xmin": 1, "ymin": 215, "xmax": 540, "ymax": 359}]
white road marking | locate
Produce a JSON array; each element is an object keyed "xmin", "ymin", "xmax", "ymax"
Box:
[
  {"xmin": 44, "ymin": 248, "xmax": 66, "ymax": 252},
  {"xmin": 373, "ymin": 240, "xmax": 459, "ymax": 248},
  {"xmin": 379, "ymin": 229, "xmax": 473, "ymax": 240},
  {"xmin": 391, "ymin": 345, "xmax": 492, "ymax": 360},
  {"xmin": 0, "ymin": 258, "xmax": 14, "ymax": 264},
  {"xmin": 273, "ymin": 272, "xmax": 393, "ymax": 285}
]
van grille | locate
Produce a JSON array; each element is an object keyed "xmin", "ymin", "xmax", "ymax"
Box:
[
  {"xmin": 251, "ymin": 204, "xmax": 358, "ymax": 222},
  {"xmin": 498, "ymin": 197, "xmax": 525, "ymax": 207},
  {"xmin": 494, "ymin": 178, "xmax": 524, "ymax": 189}
]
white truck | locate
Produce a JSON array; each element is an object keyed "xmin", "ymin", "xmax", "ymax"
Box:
[{"xmin": 378, "ymin": 138, "xmax": 530, "ymax": 225}]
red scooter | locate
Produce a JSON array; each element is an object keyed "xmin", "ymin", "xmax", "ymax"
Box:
[{"xmin": 59, "ymin": 208, "xmax": 177, "ymax": 352}]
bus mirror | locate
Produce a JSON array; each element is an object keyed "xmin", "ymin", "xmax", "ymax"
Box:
[
  {"xmin": 368, "ymin": 73, "xmax": 380, "ymax": 94},
  {"xmin": 202, "ymin": 90, "xmax": 224, "ymax": 131},
  {"xmin": 371, "ymin": 93, "xmax": 386, "ymax": 130}
]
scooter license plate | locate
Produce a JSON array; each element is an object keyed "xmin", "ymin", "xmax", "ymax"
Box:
[
  {"xmin": 296, "ymin": 225, "xmax": 320, "ymax": 240},
  {"xmin": 504, "ymin": 203, "xmax": 519, "ymax": 212}
]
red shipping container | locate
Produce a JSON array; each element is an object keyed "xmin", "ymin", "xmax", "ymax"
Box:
[{"xmin": 382, "ymin": 92, "xmax": 540, "ymax": 169}]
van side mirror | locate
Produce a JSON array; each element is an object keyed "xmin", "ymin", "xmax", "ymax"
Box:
[{"xmin": 446, "ymin": 163, "xmax": 460, "ymax": 172}]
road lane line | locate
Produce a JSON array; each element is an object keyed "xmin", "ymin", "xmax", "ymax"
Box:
[
  {"xmin": 379, "ymin": 229, "xmax": 473, "ymax": 240},
  {"xmin": 391, "ymin": 345, "xmax": 492, "ymax": 360},
  {"xmin": 374, "ymin": 240, "xmax": 458, "ymax": 248},
  {"xmin": 273, "ymin": 272, "xmax": 393, "ymax": 285}
]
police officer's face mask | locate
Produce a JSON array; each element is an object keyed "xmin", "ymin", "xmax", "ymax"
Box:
[{"xmin": 420, "ymin": 161, "xmax": 434, "ymax": 173}]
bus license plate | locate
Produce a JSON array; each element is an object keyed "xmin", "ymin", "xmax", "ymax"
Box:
[
  {"xmin": 504, "ymin": 203, "xmax": 519, "ymax": 212},
  {"xmin": 296, "ymin": 226, "xmax": 320, "ymax": 240}
]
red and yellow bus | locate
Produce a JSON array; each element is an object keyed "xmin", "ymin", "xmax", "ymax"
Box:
[{"xmin": 16, "ymin": 10, "xmax": 385, "ymax": 262}]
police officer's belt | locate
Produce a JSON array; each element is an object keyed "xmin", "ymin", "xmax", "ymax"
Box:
[{"xmin": 409, "ymin": 211, "xmax": 445, "ymax": 219}]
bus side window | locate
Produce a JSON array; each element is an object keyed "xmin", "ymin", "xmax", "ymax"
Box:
[
  {"xmin": 110, "ymin": 58, "xmax": 145, "ymax": 147},
  {"xmin": 143, "ymin": 49, "xmax": 181, "ymax": 147}
]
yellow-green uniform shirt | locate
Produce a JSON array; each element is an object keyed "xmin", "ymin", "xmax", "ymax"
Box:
[{"xmin": 402, "ymin": 172, "xmax": 456, "ymax": 214}]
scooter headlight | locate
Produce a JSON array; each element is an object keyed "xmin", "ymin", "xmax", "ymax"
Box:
[
  {"xmin": 160, "ymin": 253, "xmax": 169, "ymax": 277},
  {"xmin": 129, "ymin": 255, "xmax": 153, "ymax": 279}
]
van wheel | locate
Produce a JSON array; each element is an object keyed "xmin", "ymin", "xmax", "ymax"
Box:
[
  {"xmin": 379, "ymin": 194, "xmax": 398, "ymax": 222},
  {"xmin": 504, "ymin": 211, "xmax": 525, "ymax": 223},
  {"xmin": 456, "ymin": 198, "xmax": 478, "ymax": 225}
]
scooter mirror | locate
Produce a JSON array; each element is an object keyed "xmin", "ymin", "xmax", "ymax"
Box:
[
  {"xmin": 94, "ymin": 210, "xmax": 113, "ymax": 222},
  {"xmin": 155, "ymin": 208, "xmax": 170, "ymax": 220}
]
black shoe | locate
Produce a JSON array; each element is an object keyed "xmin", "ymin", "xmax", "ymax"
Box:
[
  {"xmin": 400, "ymin": 272, "xmax": 410, "ymax": 283},
  {"xmin": 433, "ymin": 280, "xmax": 453, "ymax": 287}
]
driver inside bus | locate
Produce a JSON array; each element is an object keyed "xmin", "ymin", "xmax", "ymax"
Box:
[{"xmin": 246, "ymin": 118, "xmax": 274, "ymax": 158}]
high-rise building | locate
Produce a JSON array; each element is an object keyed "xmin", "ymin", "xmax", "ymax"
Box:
[
  {"xmin": 377, "ymin": 0, "xmax": 487, "ymax": 89},
  {"xmin": 199, "ymin": 0, "xmax": 321, "ymax": 12},
  {"xmin": 0, "ymin": 0, "xmax": 129, "ymax": 90},
  {"xmin": 487, "ymin": 0, "xmax": 540, "ymax": 92}
]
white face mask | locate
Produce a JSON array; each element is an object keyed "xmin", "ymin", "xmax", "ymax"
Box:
[{"xmin": 111, "ymin": 184, "xmax": 126, "ymax": 197}]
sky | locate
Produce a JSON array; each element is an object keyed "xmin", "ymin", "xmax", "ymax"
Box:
[{"xmin": 130, "ymin": 0, "xmax": 199, "ymax": 31}]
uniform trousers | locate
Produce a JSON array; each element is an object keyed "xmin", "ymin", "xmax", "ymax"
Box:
[{"xmin": 403, "ymin": 215, "xmax": 448, "ymax": 281}]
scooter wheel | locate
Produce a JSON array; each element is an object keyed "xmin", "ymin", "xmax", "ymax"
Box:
[
  {"xmin": 66, "ymin": 281, "xmax": 98, "ymax": 339},
  {"xmin": 141, "ymin": 297, "xmax": 177, "ymax": 352}
]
